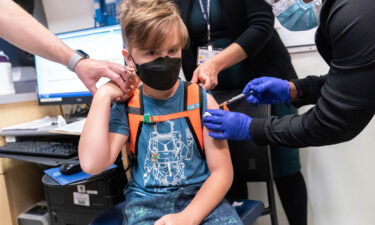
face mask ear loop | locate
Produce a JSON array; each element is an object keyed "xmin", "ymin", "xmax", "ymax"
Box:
[{"xmin": 128, "ymin": 51, "xmax": 138, "ymax": 73}]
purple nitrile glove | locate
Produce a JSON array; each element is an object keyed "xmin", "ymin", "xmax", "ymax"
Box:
[
  {"xmin": 203, "ymin": 109, "xmax": 253, "ymax": 141},
  {"xmin": 243, "ymin": 76, "xmax": 291, "ymax": 105}
]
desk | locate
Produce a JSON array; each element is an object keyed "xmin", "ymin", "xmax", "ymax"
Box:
[
  {"xmin": 0, "ymin": 100, "xmax": 130, "ymax": 225},
  {"xmin": 0, "ymin": 100, "xmax": 60, "ymax": 225},
  {"xmin": 0, "ymin": 129, "xmax": 79, "ymax": 167}
]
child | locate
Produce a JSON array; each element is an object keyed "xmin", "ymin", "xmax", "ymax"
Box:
[{"xmin": 78, "ymin": 0, "xmax": 243, "ymax": 224}]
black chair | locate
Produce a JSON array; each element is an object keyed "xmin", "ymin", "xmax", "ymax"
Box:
[{"xmin": 211, "ymin": 89, "xmax": 278, "ymax": 225}]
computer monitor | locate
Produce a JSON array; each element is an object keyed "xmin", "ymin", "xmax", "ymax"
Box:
[{"xmin": 35, "ymin": 25, "xmax": 123, "ymax": 105}]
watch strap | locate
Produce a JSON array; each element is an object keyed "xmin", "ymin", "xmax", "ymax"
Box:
[{"xmin": 67, "ymin": 50, "xmax": 89, "ymax": 72}]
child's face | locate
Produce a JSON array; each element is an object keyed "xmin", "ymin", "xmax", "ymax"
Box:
[
  {"xmin": 123, "ymin": 31, "xmax": 182, "ymax": 67},
  {"xmin": 122, "ymin": 30, "xmax": 184, "ymax": 91}
]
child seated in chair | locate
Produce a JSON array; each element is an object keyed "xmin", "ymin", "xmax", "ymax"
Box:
[{"xmin": 78, "ymin": 0, "xmax": 243, "ymax": 224}]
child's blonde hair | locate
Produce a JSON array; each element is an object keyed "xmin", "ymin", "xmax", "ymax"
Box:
[{"xmin": 119, "ymin": 0, "xmax": 189, "ymax": 49}]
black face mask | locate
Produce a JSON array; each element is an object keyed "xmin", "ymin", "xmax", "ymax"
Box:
[{"xmin": 133, "ymin": 56, "xmax": 181, "ymax": 90}]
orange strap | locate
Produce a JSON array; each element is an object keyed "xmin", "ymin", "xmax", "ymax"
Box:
[
  {"xmin": 128, "ymin": 87, "xmax": 141, "ymax": 108},
  {"xmin": 186, "ymin": 83, "xmax": 204, "ymax": 152},
  {"xmin": 131, "ymin": 109, "xmax": 199, "ymax": 123},
  {"xmin": 220, "ymin": 103, "xmax": 230, "ymax": 111},
  {"xmin": 127, "ymin": 83, "xmax": 204, "ymax": 156},
  {"xmin": 127, "ymin": 88, "xmax": 141, "ymax": 156}
]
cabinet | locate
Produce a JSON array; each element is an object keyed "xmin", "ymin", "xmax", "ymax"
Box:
[{"xmin": 0, "ymin": 100, "xmax": 60, "ymax": 225}]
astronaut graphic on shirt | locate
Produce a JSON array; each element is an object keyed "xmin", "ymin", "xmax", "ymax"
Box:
[{"xmin": 143, "ymin": 120, "xmax": 194, "ymax": 188}]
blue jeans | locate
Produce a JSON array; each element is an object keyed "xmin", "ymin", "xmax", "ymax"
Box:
[{"xmin": 123, "ymin": 186, "xmax": 243, "ymax": 225}]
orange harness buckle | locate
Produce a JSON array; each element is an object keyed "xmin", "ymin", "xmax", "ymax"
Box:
[{"xmin": 144, "ymin": 114, "xmax": 154, "ymax": 123}]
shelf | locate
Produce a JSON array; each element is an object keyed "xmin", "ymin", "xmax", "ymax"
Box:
[
  {"xmin": 0, "ymin": 153, "xmax": 78, "ymax": 166},
  {"xmin": 0, "ymin": 92, "xmax": 37, "ymax": 104}
]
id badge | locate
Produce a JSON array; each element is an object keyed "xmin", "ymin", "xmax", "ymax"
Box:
[{"xmin": 197, "ymin": 46, "xmax": 223, "ymax": 65}]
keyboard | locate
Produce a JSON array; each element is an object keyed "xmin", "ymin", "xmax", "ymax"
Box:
[{"xmin": 0, "ymin": 141, "xmax": 78, "ymax": 158}]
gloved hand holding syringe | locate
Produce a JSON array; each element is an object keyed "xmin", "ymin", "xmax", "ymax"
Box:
[{"xmin": 219, "ymin": 90, "xmax": 253, "ymax": 107}]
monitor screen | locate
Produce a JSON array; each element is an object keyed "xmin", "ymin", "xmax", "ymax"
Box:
[{"xmin": 35, "ymin": 25, "xmax": 123, "ymax": 105}]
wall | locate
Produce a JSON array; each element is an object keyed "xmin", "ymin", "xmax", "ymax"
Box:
[
  {"xmin": 41, "ymin": 0, "xmax": 94, "ymax": 33},
  {"xmin": 41, "ymin": 2, "xmax": 375, "ymax": 225}
]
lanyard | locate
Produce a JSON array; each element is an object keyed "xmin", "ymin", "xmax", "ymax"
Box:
[{"xmin": 198, "ymin": 0, "xmax": 211, "ymax": 44}]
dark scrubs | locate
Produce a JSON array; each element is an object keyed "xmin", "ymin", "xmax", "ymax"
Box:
[{"xmin": 186, "ymin": 0, "xmax": 300, "ymax": 177}]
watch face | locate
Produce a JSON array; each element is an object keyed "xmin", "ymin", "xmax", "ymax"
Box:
[{"xmin": 76, "ymin": 50, "xmax": 89, "ymax": 58}]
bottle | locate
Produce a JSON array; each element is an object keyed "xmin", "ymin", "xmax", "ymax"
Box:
[
  {"xmin": 0, "ymin": 50, "xmax": 15, "ymax": 95},
  {"xmin": 104, "ymin": 0, "xmax": 117, "ymax": 25},
  {"xmin": 0, "ymin": 50, "xmax": 8, "ymax": 62},
  {"xmin": 94, "ymin": 0, "xmax": 106, "ymax": 27}
]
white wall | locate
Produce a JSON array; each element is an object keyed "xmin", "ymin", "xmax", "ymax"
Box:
[
  {"xmin": 42, "ymin": 0, "xmax": 94, "ymax": 33},
  {"xmin": 41, "ymin": 2, "xmax": 375, "ymax": 225}
]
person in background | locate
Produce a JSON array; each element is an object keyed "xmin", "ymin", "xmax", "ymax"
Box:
[
  {"xmin": 174, "ymin": 0, "xmax": 307, "ymax": 224},
  {"xmin": 0, "ymin": 0, "xmax": 134, "ymax": 98}
]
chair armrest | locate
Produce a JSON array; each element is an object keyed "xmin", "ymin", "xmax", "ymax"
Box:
[{"xmin": 234, "ymin": 199, "xmax": 265, "ymax": 225}]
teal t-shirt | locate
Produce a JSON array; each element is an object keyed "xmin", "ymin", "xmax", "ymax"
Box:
[{"xmin": 109, "ymin": 80, "xmax": 209, "ymax": 199}]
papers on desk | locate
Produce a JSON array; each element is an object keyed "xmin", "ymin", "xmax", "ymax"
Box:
[
  {"xmin": 0, "ymin": 116, "xmax": 86, "ymax": 136},
  {"xmin": 1, "ymin": 116, "xmax": 57, "ymax": 131},
  {"xmin": 49, "ymin": 118, "xmax": 86, "ymax": 135}
]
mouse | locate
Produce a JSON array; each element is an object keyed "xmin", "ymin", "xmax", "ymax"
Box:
[{"xmin": 59, "ymin": 161, "xmax": 82, "ymax": 175}]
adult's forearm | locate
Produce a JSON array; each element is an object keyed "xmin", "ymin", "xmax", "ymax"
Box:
[
  {"xmin": 209, "ymin": 43, "xmax": 247, "ymax": 72},
  {"xmin": 251, "ymin": 93, "xmax": 374, "ymax": 147},
  {"xmin": 291, "ymin": 75, "xmax": 327, "ymax": 107},
  {"xmin": 0, "ymin": 0, "xmax": 73, "ymax": 65}
]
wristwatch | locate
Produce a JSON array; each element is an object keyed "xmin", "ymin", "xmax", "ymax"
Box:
[{"xmin": 67, "ymin": 50, "xmax": 90, "ymax": 72}]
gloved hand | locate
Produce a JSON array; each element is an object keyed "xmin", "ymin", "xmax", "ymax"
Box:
[
  {"xmin": 203, "ymin": 109, "xmax": 253, "ymax": 140},
  {"xmin": 243, "ymin": 76, "xmax": 291, "ymax": 105}
]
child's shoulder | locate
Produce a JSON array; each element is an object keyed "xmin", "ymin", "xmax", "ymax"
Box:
[
  {"xmin": 182, "ymin": 80, "xmax": 207, "ymax": 95},
  {"xmin": 110, "ymin": 101, "xmax": 127, "ymax": 113}
]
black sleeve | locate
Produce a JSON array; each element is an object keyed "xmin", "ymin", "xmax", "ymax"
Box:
[
  {"xmin": 234, "ymin": 0, "xmax": 275, "ymax": 59},
  {"xmin": 324, "ymin": 0, "xmax": 375, "ymax": 69},
  {"xmin": 251, "ymin": 94, "xmax": 375, "ymax": 148},
  {"xmin": 249, "ymin": 0, "xmax": 375, "ymax": 148},
  {"xmin": 291, "ymin": 75, "xmax": 327, "ymax": 108}
]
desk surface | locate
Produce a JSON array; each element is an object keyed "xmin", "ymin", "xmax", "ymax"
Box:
[
  {"xmin": 0, "ymin": 153, "xmax": 78, "ymax": 166},
  {"xmin": 0, "ymin": 125, "xmax": 58, "ymax": 137}
]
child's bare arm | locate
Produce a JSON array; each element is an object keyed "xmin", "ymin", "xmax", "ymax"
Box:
[
  {"xmin": 79, "ymin": 82, "xmax": 128, "ymax": 175},
  {"xmin": 155, "ymin": 94, "xmax": 233, "ymax": 225}
]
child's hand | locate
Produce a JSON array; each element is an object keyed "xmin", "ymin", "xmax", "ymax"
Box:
[
  {"xmin": 154, "ymin": 212, "xmax": 196, "ymax": 225},
  {"xmin": 97, "ymin": 81, "xmax": 129, "ymax": 102}
]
